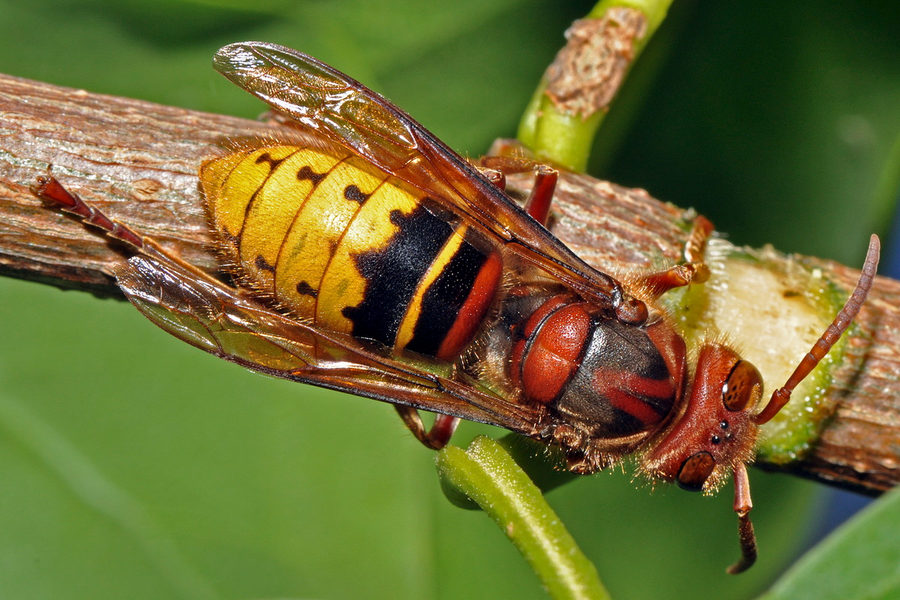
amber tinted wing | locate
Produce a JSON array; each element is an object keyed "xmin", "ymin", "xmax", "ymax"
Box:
[
  {"xmin": 117, "ymin": 253, "xmax": 543, "ymax": 435},
  {"xmin": 213, "ymin": 41, "xmax": 624, "ymax": 313}
]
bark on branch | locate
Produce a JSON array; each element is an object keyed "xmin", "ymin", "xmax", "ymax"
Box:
[{"xmin": 1, "ymin": 73, "xmax": 897, "ymax": 496}]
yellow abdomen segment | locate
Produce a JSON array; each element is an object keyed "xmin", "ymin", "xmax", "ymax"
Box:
[
  {"xmin": 201, "ymin": 141, "xmax": 503, "ymax": 361},
  {"xmin": 315, "ymin": 180, "xmax": 420, "ymax": 334},
  {"xmin": 274, "ymin": 155, "xmax": 384, "ymax": 318}
]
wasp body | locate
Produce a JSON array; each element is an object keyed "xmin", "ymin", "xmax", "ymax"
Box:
[{"xmin": 34, "ymin": 42, "xmax": 880, "ymax": 574}]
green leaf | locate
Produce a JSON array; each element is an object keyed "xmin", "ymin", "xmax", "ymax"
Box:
[{"xmin": 759, "ymin": 486, "xmax": 900, "ymax": 600}]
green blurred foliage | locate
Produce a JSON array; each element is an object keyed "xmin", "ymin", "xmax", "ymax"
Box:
[
  {"xmin": 598, "ymin": 2, "xmax": 900, "ymax": 264},
  {"xmin": 0, "ymin": 1, "xmax": 897, "ymax": 599}
]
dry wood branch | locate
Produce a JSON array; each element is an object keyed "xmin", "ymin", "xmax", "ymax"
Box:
[
  {"xmin": 1, "ymin": 73, "xmax": 897, "ymax": 495},
  {"xmin": 0, "ymin": 73, "xmax": 279, "ymax": 294}
]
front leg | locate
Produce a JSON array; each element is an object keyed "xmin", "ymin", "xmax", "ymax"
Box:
[{"xmin": 633, "ymin": 215, "xmax": 714, "ymax": 298}]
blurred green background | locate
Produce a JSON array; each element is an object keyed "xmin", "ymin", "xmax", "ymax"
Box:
[{"xmin": 0, "ymin": 1, "xmax": 898, "ymax": 599}]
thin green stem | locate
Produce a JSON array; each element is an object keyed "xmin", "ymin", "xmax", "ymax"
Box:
[
  {"xmin": 518, "ymin": 0, "xmax": 674, "ymax": 172},
  {"xmin": 436, "ymin": 437, "xmax": 610, "ymax": 600}
]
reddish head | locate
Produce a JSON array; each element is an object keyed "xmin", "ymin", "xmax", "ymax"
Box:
[{"xmin": 642, "ymin": 344, "xmax": 762, "ymax": 492}]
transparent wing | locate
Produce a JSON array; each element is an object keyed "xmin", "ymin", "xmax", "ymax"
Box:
[
  {"xmin": 213, "ymin": 41, "xmax": 626, "ymax": 313},
  {"xmin": 117, "ymin": 252, "xmax": 544, "ymax": 435}
]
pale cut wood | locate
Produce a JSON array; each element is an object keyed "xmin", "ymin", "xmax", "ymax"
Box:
[{"xmin": 1, "ymin": 73, "xmax": 897, "ymax": 495}]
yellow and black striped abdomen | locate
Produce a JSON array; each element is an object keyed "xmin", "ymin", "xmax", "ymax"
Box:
[{"xmin": 202, "ymin": 142, "xmax": 503, "ymax": 362}]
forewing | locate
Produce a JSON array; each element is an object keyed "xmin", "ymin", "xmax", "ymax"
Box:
[
  {"xmin": 213, "ymin": 42, "xmax": 624, "ymax": 312},
  {"xmin": 117, "ymin": 253, "xmax": 543, "ymax": 435}
]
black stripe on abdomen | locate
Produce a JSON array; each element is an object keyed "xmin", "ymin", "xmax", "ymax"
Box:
[
  {"xmin": 404, "ymin": 239, "xmax": 488, "ymax": 356},
  {"xmin": 342, "ymin": 202, "xmax": 453, "ymax": 346}
]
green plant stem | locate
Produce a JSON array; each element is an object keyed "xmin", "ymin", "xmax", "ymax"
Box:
[
  {"xmin": 517, "ymin": 0, "xmax": 674, "ymax": 171},
  {"xmin": 436, "ymin": 437, "xmax": 610, "ymax": 600}
]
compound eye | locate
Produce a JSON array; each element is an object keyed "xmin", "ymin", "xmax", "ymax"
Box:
[
  {"xmin": 722, "ymin": 360, "xmax": 763, "ymax": 412},
  {"xmin": 676, "ymin": 451, "xmax": 715, "ymax": 492}
]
